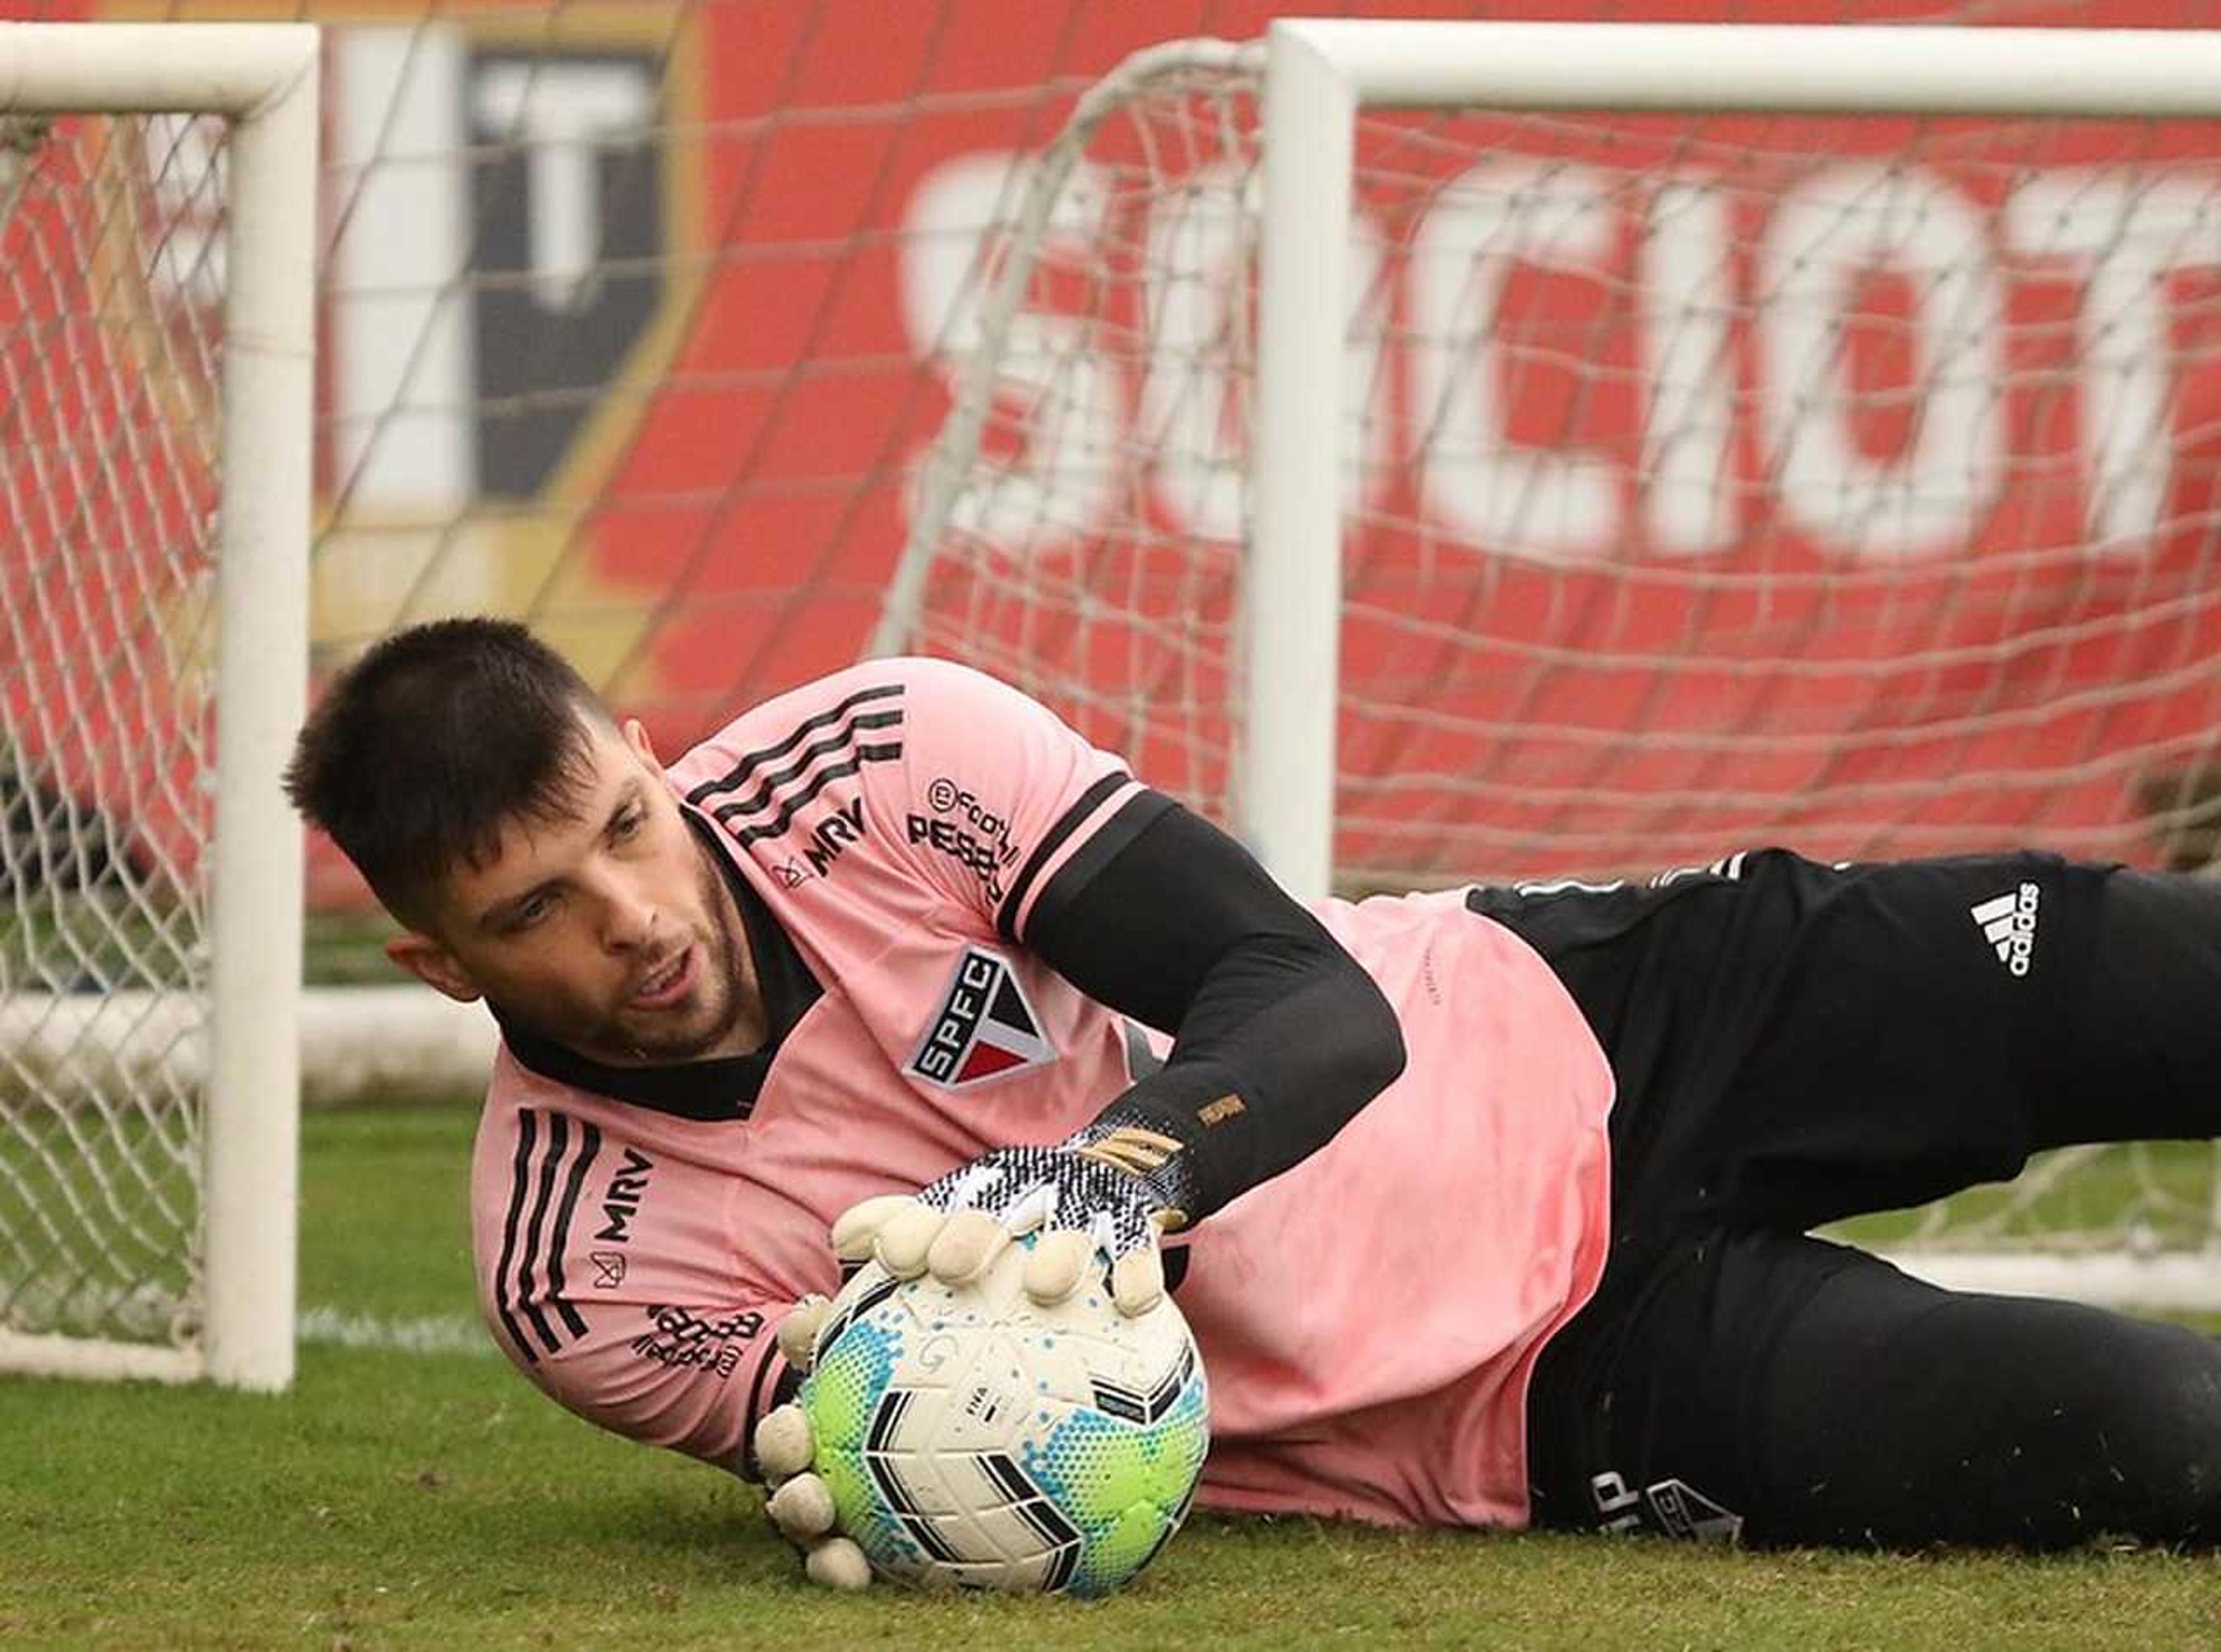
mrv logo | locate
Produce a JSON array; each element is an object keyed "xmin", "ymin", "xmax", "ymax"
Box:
[
  {"xmin": 806, "ymin": 798, "xmax": 866, "ymax": 877},
  {"xmin": 773, "ymin": 798, "xmax": 868, "ymax": 887},
  {"xmin": 595, "ymin": 1148, "xmax": 656, "ymax": 1243},
  {"xmin": 910, "ymin": 947, "xmax": 1055, "ymax": 1089}
]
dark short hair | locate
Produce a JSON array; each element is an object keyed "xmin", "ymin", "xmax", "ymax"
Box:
[{"xmin": 283, "ymin": 618, "xmax": 611, "ymax": 924}]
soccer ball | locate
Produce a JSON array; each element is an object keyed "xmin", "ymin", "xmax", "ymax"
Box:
[{"xmin": 798, "ymin": 1234, "xmax": 1209, "ymax": 1596}]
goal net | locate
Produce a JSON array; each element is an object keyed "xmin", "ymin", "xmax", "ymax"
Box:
[
  {"xmin": 0, "ymin": 23, "xmax": 315, "ymax": 1385},
  {"xmin": 888, "ymin": 24, "xmax": 2221, "ymax": 1306}
]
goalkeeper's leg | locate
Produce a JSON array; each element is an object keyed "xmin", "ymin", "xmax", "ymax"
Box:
[
  {"xmin": 1515, "ymin": 847, "xmax": 2221, "ymax": 1241},
  {"xmin": 1508, "ymin": 849, "xmax": 2221, "ymax": 1546},
  {"xmin": 1528, "ymin": 1229, "xmax": 2221, "ymax": 1547}
]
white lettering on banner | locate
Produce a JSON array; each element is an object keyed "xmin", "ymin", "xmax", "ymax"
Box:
[
  {"xmin": 334, "ymin": 25, "xmax": 475, "ymax": 512},
  {"xmin": 1139, "ymin": 160, "xmax": 1388, "ymax": 542},
  {"xmin": 1412, "ymin": 159, "xmax": 1620, "ymax": 563},
  {"xmin": 473, "ymin": 60, "xmax": 655, "ymax": 312},
  {"xmin": 900, "ymin": 152, "xmax": 1120, "ymax": 556},
  {"xmin": 1759, "ymin": 163, "xmax": 2005, "ymax": 562},
  {"xmin": 1639, "ymin": 179, "xmax": 1737, "ymax": 558},
  {"xmin": 2002, "ymin": 172, "xmax": 2217, "ymax": 556},
  {"xmin": 901, "ymin": 151, "xmax": 2221, "ymax": 569}
]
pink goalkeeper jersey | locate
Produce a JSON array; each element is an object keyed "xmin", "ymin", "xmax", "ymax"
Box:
[{"xmin": 471, "ymin": 658, "xmax": 1614, "ymax": 1529}]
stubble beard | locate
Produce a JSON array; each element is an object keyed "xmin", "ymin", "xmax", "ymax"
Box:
[
  {"xmin": 604, "ymin": 845, "xmax": 751, "ymax": 1064},
  {"xmin": 498, "ymin": 845, "xmax": 752, "ymax": 1068}
]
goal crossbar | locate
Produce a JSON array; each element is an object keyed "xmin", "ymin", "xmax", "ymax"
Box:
[{"xmin": 0, "ymin": 21, "xmax": 316, "ymax": 1389}]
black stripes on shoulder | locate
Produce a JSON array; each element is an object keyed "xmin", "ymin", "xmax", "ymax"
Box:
[
  {"xmin": 996, "ymin": 779, "xmax": 1173, "ymax": 943},
  {"xmin": 686, "ymin": 683, "xmax": 904, "ymax": 847},
  {"xmin": 492, "ymin": 1108, "xmax": 602, "ymax": 1366}
]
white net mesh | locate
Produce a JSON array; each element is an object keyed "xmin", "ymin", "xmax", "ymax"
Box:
[
  {"xmin": 893, "ymin": 56, "xmax": 2221, "ymax": 889},
  {"xmin": 0, "ymin": 108, "xmax": 225, "ymax": 1352},
  {"xmin": 891, "ymin": 46, "xmax": 2221, "ymax": 1277}
]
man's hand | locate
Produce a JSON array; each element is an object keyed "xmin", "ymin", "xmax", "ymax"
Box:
[
  {"xmin": 752, "ymin": 1295, "xmax": 872, "ymax": 1591},
  {"xmin": 832, "ymin": 1124, "xmax": 1193, "ymax": 1318}
]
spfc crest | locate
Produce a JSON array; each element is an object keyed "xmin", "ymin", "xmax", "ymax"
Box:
[{"xmin": 910, "ymin": 947, "xmax": 1055, "ymax": 1089}]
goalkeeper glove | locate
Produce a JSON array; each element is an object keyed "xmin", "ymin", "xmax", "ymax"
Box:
[
  {"xmin": 752, "ymin": 1295, "xmax": 872, "ymax": 1592},
  {"xmin": 831, "ymin": 1113, "xmax": 1196, "ymax": 1317}
]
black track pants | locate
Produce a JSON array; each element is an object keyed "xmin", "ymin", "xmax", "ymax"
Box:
[{"xmin": 1478, "ymin": 850, "xmax": 2221, "ymax": 1547}]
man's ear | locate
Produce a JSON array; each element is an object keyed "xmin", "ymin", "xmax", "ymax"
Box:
[
  {"xmin": 386, "ymin": 931, "xmax": 482, "ymax": 1004},
  {"xmin": 623, "ymin": 716, "xmax": 661, "ymax": 770}
]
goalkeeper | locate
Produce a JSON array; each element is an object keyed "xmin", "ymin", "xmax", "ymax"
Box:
[{"xmin": 285, "ymin": 619, "xmax": 2221, "ymax": 1576}]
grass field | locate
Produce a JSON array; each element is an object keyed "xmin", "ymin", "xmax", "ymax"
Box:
[{"xmin": 5, "ymin": 1107, "xmax": 2220, "ymax": 1651}]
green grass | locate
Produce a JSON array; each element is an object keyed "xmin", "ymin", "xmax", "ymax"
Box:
[
  {"xmin": 1832, "ymin": 1138, "xmax": 2221, "ymax": 1252},
  {"xmin": 4, "ymin": 899, "xmax": 411, "ymax": 992},
  {"xmin": 3, "ymin": 1109, "xmax": 2220, "ymax": 1650}
]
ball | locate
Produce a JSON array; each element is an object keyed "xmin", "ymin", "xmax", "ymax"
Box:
[{"xmin": 799, "ymin": 1234, "xmax": 1209, "ymax": 1596}]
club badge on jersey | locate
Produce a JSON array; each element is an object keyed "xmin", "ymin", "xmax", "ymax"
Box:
[{"xmin": 909, "ymin": 947, "xmax": 1056, "ymax": 1089}]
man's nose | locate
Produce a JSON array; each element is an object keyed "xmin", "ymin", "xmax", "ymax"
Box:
[{"xmin": 594, "ymin": 871, "xmax": 657, "ymax": 951}]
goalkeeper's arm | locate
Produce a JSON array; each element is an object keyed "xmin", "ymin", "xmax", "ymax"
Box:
[
  {"xmin": 840, "ymin": 799, "xmax": 1407, "ymax": 1312},
  {"xmin": 777, "ymin": 803, "xmax": 1405, "ymax": 1588},
  {"xmin": 1029, "ymin": 798, "xmax": 1408, "ymax": 1225}
]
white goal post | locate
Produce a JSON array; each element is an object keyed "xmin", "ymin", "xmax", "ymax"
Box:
[
  {"xmin": 0, "ymin": 23, "xmax": 316, "ymax": 1388},
  {"xmin": 1248, "ymin": 19, "xmax": 2221, "ymax": 902}
]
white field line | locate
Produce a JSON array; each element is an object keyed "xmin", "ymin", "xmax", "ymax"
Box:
[{"xmin": 297, "ymin": 1306, "xmax": 496, "ymax": 1358}]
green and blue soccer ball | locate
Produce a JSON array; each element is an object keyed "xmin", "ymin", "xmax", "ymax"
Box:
[{"xmin": 799, "ymin": 1234, "xmax": 1209, "ymax": 1596}]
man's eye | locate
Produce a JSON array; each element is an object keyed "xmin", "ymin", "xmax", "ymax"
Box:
[
  {"xmin": 613, "ymin": 809, "xmax": 645, "ymax": 843},
  {"xmin": 508, "ymin": 893, "xmax": 555, "ymax": 930}
]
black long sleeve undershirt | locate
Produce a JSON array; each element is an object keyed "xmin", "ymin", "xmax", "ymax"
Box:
[{"xmin": 1024, "ymin": 798, "xmax": 1407, "ymax": 1223}]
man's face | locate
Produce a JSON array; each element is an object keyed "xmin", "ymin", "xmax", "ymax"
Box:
[{"xmin": 389, "ymin": 716, "xmax": 752, "ymax": 1066}]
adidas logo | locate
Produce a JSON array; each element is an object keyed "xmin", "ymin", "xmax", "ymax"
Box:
[{"xmin": 1969, "ymin": 883, "xmax": 2041, "ymax": 978}]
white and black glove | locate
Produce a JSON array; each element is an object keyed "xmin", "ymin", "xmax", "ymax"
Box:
[
  {"xmin": 751, "ymin": 1295, "xmax": 872, "ymax": 1592},
  {"xmin": 831, "ymin": 1113, "xmax": 1196, "ymax": 1318}
]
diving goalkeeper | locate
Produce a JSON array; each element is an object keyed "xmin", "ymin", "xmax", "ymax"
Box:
[{"xmin": 285, "ymin": 619, "xmax": 2221, "ymax": 1574}]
